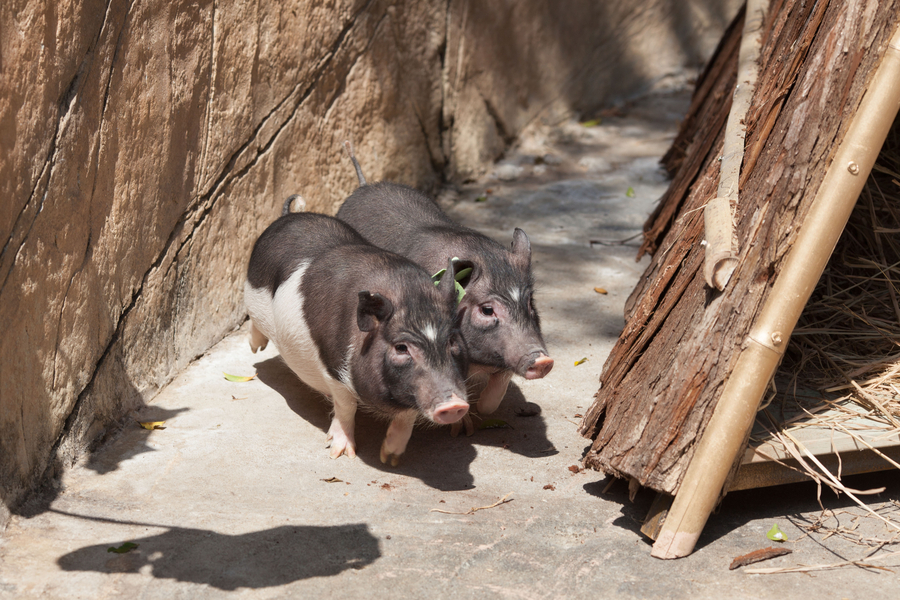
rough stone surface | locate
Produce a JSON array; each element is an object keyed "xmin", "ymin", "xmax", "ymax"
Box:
[
  {"xmin": 1, "ymin": 93, "xmax": 897, "ymax": 597},
  {"xmin": 0, "ymin": 0, "xmax": 740, "ymax": 528}
]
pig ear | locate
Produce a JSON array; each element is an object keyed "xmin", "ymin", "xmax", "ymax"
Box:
[
  {"xmin": 436, "ymin": 258, "xmax": 457, "ymax": 299},
  {"xmin": 357, "ymin": 291, "xmax": 394, "ymax": 332},
  {"xmin": 510, "ymin": 228, "xmax": 532, "ymax": 268}
]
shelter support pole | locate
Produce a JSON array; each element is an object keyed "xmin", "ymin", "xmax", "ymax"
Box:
[{"xmin": 651, "ymin": 22, "xmax": 900, "ymax": 560}]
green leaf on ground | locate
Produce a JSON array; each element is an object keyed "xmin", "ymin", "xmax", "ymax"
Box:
[
  {"xmin": 224, "ymin": 372, "xmax": 257, "ymax": 382},
  {"xmin": 107, "ymin": 542, "xmax": 138, "ymax": 554},
  {"xmin": 766, "ymin": 523, "xmax": 787, "ymax": 542}
]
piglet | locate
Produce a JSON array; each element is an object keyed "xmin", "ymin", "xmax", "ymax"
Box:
[
  {"xmin": 336, "ymin": 145, "xmax": 553, "ymax": 427},
  {"xmin": 245, "ymin": 199, "xmax": 469, "ymax": 465}
]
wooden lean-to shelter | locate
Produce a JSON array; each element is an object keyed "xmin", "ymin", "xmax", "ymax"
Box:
[{"xmin": 579, "ymin": 0, "xmax": 900, "ymax": 558}]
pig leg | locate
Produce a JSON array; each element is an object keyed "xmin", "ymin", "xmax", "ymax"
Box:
[
  {"xmin": 380, "ymin": 410, "xmax": 417, "ymax": 467},
  {"xmin": 326, "ymin": 388, "xmax": 358, "ymax": 459},
  {"xmin": 249, "ymin": 320, "xmax": 269, "ymax": 353},
  {"xmin": 476, "ymin": 369, "xmax": 514, "ymax": 415}
]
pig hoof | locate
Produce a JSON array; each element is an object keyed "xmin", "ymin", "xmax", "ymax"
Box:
[
  {"xmin": 249, "ymin": 322, "xmax": 269, "ymax": 353},
  {"xmin": 449, "ymin": 414, "xmax": 475, "ymax": 438},
  {"xmin": 329, "ymin": 441, "xmax": 357, "ymax": 460},
  {"xmin": 326, "ymin": 429, "xmax": 357, "ymax": 459},
  {"xmin": 379, "ymin": 445, "xmax": 401, "ymax": 467}
]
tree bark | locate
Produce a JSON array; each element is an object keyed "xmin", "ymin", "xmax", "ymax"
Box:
[{"xmin": 580, "ymin": 0, "xmax": 900, "ymax": 495}]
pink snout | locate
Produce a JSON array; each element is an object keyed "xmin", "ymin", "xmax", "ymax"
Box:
[
  {"xmin": 524, "ymin": 354, "xmax": 554, "ymax": 380},
  {"xmin": 431, "ymin": 394, "xmax": 470, "ymax": 424}
]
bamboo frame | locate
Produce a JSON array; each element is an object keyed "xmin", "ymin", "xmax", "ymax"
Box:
[{"xmin": 651, "ymin": 21, "xmax": 900, "ymax": 560}]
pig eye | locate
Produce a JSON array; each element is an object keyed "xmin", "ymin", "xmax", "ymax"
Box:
[
  {"xmin": 480, "ymin": 305, "xmax": 494, "ymax": 317},
  {"xmin": 394, "ymin": 343, "xmax": 409, "ymax": 354}
]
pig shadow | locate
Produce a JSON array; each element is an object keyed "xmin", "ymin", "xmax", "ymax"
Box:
[
  {"xmin": 57, "ymin": 517, "xmax": 379, "ymax": 589},
  {"xmin": 254, "ymin": 358, "xmax": 554, "ymax": 491}
]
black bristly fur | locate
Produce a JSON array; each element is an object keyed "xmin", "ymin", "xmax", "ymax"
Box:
[{"xmin": 336, "ymin": 181, "xmax": 547, "ymax": 373}]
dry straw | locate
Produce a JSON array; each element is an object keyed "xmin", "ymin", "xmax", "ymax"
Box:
[{"xmin": 757, "ymin": 120, "xmax": 900, "ymax": 567}]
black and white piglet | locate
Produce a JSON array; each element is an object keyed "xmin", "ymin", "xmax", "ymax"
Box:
[
  {"xmin": 336, "ymin": 147, "xmax": 553, "ymax": 426},
  {"xmin": 245, "ymin": 200, "xmax": 470, "ymax": 465}
]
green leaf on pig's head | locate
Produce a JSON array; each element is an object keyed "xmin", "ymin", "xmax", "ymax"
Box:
[{"xmin": 432, "ymin": 258, "xmax": 468, "ymax": 303}]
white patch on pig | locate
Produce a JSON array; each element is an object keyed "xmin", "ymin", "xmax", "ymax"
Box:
[
  {"xmin": 337, "ymin": 344, "xmax": 357, "ymax": 396},
  {"xmin": 422, "ymin": 323, "xmax": 437, "ymax": 343},
  {"xmin": 269, "ymin": 264, "xmax": 336, "ymax": 395},
  {"xmin": 508, "ymin": 287, "xmax": 521, "ymax": 302},
  {"xmin": 245, "ymin": 282, "xmax": 276, "ymax": 349},
  {"xmin": 247, "ymin": 260, "xmax": 371, "ymax": 461},
  {"xmin": 249, "ymin": 264, "xmax": 359, "ymax": 407}
]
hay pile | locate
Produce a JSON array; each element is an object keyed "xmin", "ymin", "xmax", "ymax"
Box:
[
  {"xmin": 773, "ymin": 117, "xmax": 900, "ymax": 436},
  {"xmin": 751, "ymin": 119, "xmax": 900, "ymax": 543}
]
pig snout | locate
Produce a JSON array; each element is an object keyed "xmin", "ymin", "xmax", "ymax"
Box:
[
  {"xmin": 519, "ymin": 351, "xmax": 554, "ymax": 380},
  {"xmin": 430, "ymin": 393, "xmax": 469, "ymax": 424}
]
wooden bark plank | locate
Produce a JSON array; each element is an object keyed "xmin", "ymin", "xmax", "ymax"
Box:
[{"xmin": 581, "ymin": 0, "xmax": 900, "ymax": 495}]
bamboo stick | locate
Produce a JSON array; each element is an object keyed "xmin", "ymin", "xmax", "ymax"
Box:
[
  {"xmin": 703, "ymin": 0, "xmax": 765, "ymax": 290},
  {"xmin": 651, "ymin": 20, "xmax": 900, "ymax": 560}
]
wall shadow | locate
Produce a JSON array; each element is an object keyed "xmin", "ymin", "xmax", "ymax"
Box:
[
  {"xmin": 56, "ymin": 513, "xmax": 380, "ymax": 590},
  {"xmin": 4, "ymin": 348, "xmax": 190, "ymax": 520},
  {"xmin": 254, "ymin": 356, "xmax": 554, "ymax": 492}
]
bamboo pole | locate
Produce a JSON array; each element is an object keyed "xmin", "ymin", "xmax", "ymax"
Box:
[
  {"xmin": 703, "ymin": 0, "xmax": 765, "ymax": 290},
  {"xmin": 651, "ymin": 21, "xmax": 900, "ymax": 560}
]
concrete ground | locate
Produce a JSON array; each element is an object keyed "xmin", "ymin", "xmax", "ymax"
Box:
[{"xmin": 2, "ymin": 90, "xmax": 899, "ymax": 599}]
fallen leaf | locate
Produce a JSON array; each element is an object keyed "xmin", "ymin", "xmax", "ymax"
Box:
[
  {"xmin": 626, "ymin": 186, "xmax": 635, "ymax": 197},
  {"xmin": 381, "ymin": 483, "xmax": 392, "ymax": 490},
  {"xmin": 231, "ymin": 395, "xmax": 248, "ymax": 401},
  {"xmin": 224, "ymin": 372, "xmax": 257, "ymax": 382},
  {"xmin": 766, "ymin": 523, "xmax": 788, "ymax": 542},
  {"xmin": 580, "ymin": 118, "xmax": 601, "ymax": 128},
  {"xmin": 568, "ymin": 465, "xmax": 582, "ymax": 474},
  {"xmin": 477, "ymin": 418, "xmax": 510, "ymax": 430},
  {"xmin": 107, "ymin": 542, "xmax": 139, "ymax": 554},
  {"xmin": 475, "ymin": 195, "xmax": 488, "ymax": 202},
  {"xmin": 543, "ymin": 484, "xmax": 556, "ymax": 491},
  {"xmin": 574, "ymin": 357, "xmax": 588, "ymax": 366},
  {"xmin": 322, "ymin": 477, "xmax": 343, "ymax": 483},
  {"xmin": 573, "ymin": 413, "xmax": 583, "ymax": 418},
  {"xmin": 593, "ymin": 287, "xmax": 608, "ymax": 294},
  {"xmin": 137, "ymin": 421, "xmax": 166, "ymax": 430},
  {"xmin": 730, "ymin": 547, "xmax": 793, "ymax": 570}
]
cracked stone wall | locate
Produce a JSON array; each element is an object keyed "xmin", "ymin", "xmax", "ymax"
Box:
[{"xmin": 0, "ymin": 0, "xmax": 739, "ymax": 526}]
